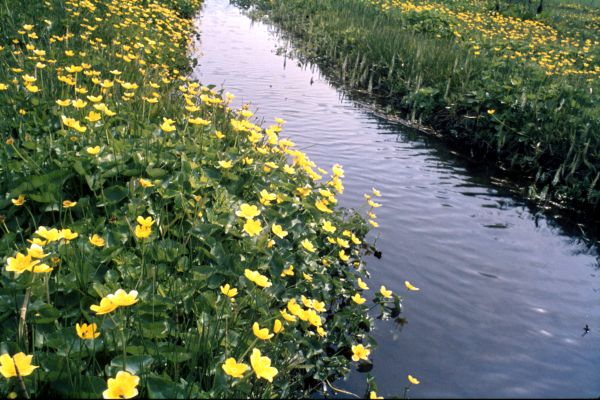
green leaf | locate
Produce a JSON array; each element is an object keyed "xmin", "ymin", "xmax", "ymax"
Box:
[
  {"xmin": 109, "ymin": 354, "xmax": 154, "ymax": 375},
  {"xmin": 103, "ymin": 185, "xmax": 129, "ymax": 204},
  {"xmin": 146, "ymin": 375, "xmax": 183, "ymax": 399},
  {"xmin": 146, "ymin": 167, "xmax": 168, "ymax": 178}
]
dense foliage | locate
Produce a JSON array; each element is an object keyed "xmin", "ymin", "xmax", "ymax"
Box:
[{"xmin": 0, "ymin": 0, "xmax": 401, "ymax": 397}]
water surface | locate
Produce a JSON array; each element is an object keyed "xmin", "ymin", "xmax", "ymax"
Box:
[{"xmin": 192, "ymin": 1, "xmax": 600, "ymax": 397}]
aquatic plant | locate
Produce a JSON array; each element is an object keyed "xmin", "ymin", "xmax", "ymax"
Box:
[{"xmin": 0, "ymin": 0, "xmax": 408, "ymax": 397}]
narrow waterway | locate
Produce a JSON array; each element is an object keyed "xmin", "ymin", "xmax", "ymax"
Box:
[{"xmin": 192, "ymin": 0, "xmax": 600, "ymax": 397}]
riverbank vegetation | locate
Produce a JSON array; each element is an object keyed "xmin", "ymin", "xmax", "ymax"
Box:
[
  {"xmin": 0, "ymin": 0, "xmax": 403, "ymax": 398},
  {"xmin": 235, "ymin": 0, "xmax": 600, "ymax": 214}
]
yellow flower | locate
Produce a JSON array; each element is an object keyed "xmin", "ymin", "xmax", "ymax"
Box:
[
  {"xmin": 273, "ymin": 319, "xmax": 284, "ymax": 334},
  {"xmin": 370, "ymin": 391, "xmax": 384, "ymax": 399},
  {"xmin": 136, "ymin": 216, "xmax": 155, "ymax": 227},
  {"xmin": 87, "ymin": 95, "xmax": 102, "ymax": 103},
  {"xmin": 102, "ymin": 371, "xmax": 140, "ymax": 399},
  {"xmin": 357, "ymin": 277, "xmax": 369, "ymax": 290},
  {"xmin": 61, "ymin": 229, "xmax": 79, "ymax": 241},
  {"xmin": 367, "ymin": 199, "xmax": 382, "ymax": 208},
  {"xmin": 134, "ymin": 225, "xmax": 152, "ymax": 239},
  {"xmin": 107, "ymin": 289, "xmax": 138, "ymax": 307},
  {"xmin": 220, "ymin": 284, "xmax": 238, "ymax": 298},
  {"xmin": 236, "ymin": 204, "xmax": 260, "ymax": 219},
  {"xmin": 351, "ymin": 293, "xmax": 366, "ymax": 305},
  {"xmin": 11, "ymin": 195, "xmax": 25, "ymax": 206},
  {"xmin": 332, "ymin": 163, "xmax": 344, "ymax": 177},
  {"xmin": 63, "ymin": 200, "xmax": 77, "ymax": 208},
  {"xmin": 339, "ymin": 250, "xmax": 349, "ymax": 262},
  {"xmin": 487, "ymin": 109, "xmax": 496, "ymax": 115},
  {"xmin": 280, "ymin": 265, "xmax": 294, "ymax": 277},
  {"xmin": 271, "ymin": 224, "xmax": 288, "ymax": 239},
  {"xmin": 369, "ymin": 220, "xmax": 379, "ymax": 228},
  {"xmin": 296, "ymin": 186, "xmax": 311, "ymax": 197},
  {"xmin": 86, "ymin": 146, "xmax": 101, "ymax": 155},
  {"xmin": 335, "ymin": 238, "xmax": 350, "ymax": 249},
  {"xmin": 222, "ymin": 358, "xmax": 249, "ymax": 378},
  {"xmin": 6, "ymin": 253, "xmax": 40, "ymax": 274},
  {"xmin": 322, "ymin": 220, "xmax": 336, "ymax": 233},
  {"xmin": 188, "ymin": 117, "xmax": 210, "ymax": 126},
  {"xmin": 56, "ymin": 99, "xmax": 71, "ymax": 107},
  {"xmin": 89, "ymin": 234, "xmax": 105, "ymax": 247},
  {"xmin": 72, "ymin": 99, "xmax": 88, "ymax": 109},
  {"xmin": 35, "ymin": 226, "xmax": 62, "ymax": 242},
  {"xmin": 0, "ymin": 353, "xmax": 38, "ymax": 378},
  {"xmin": 244, "ymin": 269, "xmax": 272, "ymax": 288},
  {"xmin": 250, "ymin": 348, "xmax": 278, "ymax": 382},
  {"xmin": 138, "ymin": 178, "xmax": 154, "ymax": 188},
  {"xmin": 380, "ymin": 285, "xmax": 393, "ymax": 298},
  {"xmin": 25, "ymin": 84, "xmax": 40, "ymax": 93},
  {"xmin": 259, "ymin": 189, "xmax": 277, "ymax": 206},
  {"xmin": 405, "ymin": 281, "xmax": 420, "ymax": 291},
  {"xmin": 408, "ymin": 375, "xmax": 420, "ymax": 385},
  {"xmin": 280, "ymin": 309, "xmax": 297, "ymax": 322},
  {"xmin": 218, "ymin": 160, "xmax": 233, "ymax": 169},
  {"xmin": 372, "ymin": 187, "xmax": 382, "ymax": 197},
  {"xmin": 303, "ymin": 272, "xmax": 313, "ymax": 282},
  {"xmin": 351, "ymin": 344, "xmax": 370, "ymax": 362},
  {"xmin": 27, "ymin": 244, "xmax": 48, "ymax": 259},
  {"xmin": 85, "ymin": 111, "xmax": 102, "ymax": 122},
  {"xmin": 76, "ymin": 322, "xmax": 100, "ymax": 339},
  {"xmin": 27, "ymin": 238, "xmax": 47, "ymax": 246},
  {"xmin": 317, "ymin": 327, "xmax": 327, "ymax": 337},
  {"xmin": 160, "ymin": 118, "xmax": 176, "ymax": 132},
  {"xmin": 312, "ymin": 300, "xmax": 326, "ymax": 313},
  {"xmin": 301, "ymin": 239, "xmax": 316, "ymax": 253},
  {"xmin": 90, "ymin": 297, "xmax": 118, "ymax": 315},
  {"xmin": 315, "ymin": 199, "xmax": 333, "ymax": 213},
  {"xmin": 252, "ymin": 322, "xmax": 274, "ymax": 340},
  {"xmin": 243, "ymin": 219, "xmax": 263, "ymax": 237},
  {"xmin": 32, "ymin": 263, "xmax": 53, "ymax": 273}
]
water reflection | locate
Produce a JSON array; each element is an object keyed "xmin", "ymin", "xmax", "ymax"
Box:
[{"xmin": 194, "ymin": 0, "xmax": 600, "ymax": 397}]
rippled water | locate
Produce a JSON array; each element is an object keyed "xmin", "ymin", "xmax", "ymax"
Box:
[{"xmin": 192, "ymin": 0, "xmax": 600, "ymax": 397}]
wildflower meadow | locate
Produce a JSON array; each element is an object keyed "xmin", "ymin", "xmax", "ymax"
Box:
[{"xmin": 0, "ymin": 0, "xmax": 404, "ymax": 397}]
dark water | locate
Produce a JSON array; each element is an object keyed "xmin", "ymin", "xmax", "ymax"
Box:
[{"xmin": 191, "ymin": 0, "xmax": 600, "ymax": 397}]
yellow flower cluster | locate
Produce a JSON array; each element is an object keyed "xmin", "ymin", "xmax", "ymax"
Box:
[
  {"xmin": 367, "ymin": 0, "xmax": 600, "ymax": 78},
  {"xmin": 222, "ymin": 348, "xmax": 278, "ymax": 382},
  {"xmin": 4, "ymin": 226, "xmax": 81, "ymax": 274},
  {"xmin": 0, "ymin": 0, "xmax": 418, "ymax": 396}
]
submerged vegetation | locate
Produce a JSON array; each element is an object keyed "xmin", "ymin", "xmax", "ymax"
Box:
[
  {"xmin": 235, "ymin": 0, "xmax": 600, "ymax": 214},
  {"xmin": 0, "ymin": 0, "xmax": 407, "ymax": 398}
]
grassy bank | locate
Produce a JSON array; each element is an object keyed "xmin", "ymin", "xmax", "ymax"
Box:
[
  {"xmin": 235, "ymin": 0, "xmax": 600, "ymax": 214},
  {"xmin": 0, "ymin": 0, "xmax": 405, "ymax": 398}
]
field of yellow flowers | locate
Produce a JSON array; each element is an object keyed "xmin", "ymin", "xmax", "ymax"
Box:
[
  {"xmin": 0, "ymin": 0, "xmax": 403, "ymax": 397},
  {"xmin": 235, "ymin": 0, "xmax": 600, "ymax": 214}
]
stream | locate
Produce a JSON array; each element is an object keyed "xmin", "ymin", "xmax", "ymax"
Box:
[{"xmin": 192, "ymin": 0, "xmax": 600, "ymax": 397}]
